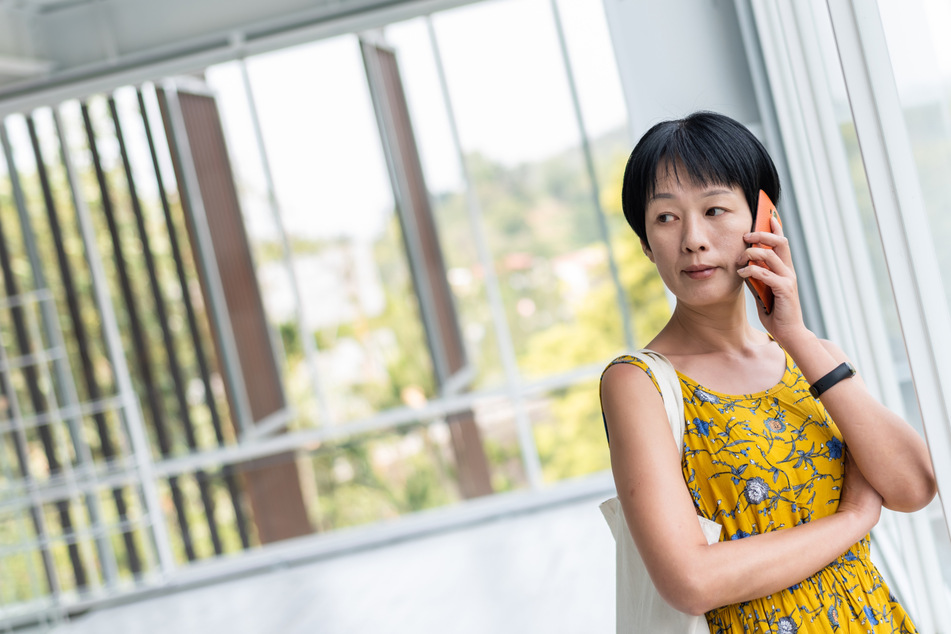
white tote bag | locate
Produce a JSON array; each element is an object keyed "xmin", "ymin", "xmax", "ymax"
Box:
[{"xmin": 600, "ymin": 350, "xmax": 721, "ymax": 634}]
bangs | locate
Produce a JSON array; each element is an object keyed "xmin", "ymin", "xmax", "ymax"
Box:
[{"xmin": 646, "ymin": 130, "xmax": 753, "ymax": 200}]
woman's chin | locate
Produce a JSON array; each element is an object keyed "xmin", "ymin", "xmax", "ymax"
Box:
[{"xmin": 674, "ymin": 289, "xmax": 747, "ymax": 312}]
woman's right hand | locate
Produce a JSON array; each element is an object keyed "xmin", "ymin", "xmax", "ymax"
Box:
[{"xmin": 837, "ymin": 450, "xmax": 883, "ymax": 531}]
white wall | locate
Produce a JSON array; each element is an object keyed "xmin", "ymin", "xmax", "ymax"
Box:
[{"xmin": 601, "ymin": 0, "xmax": 761, "ymax": 138}]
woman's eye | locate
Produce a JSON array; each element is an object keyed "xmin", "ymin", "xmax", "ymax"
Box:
[
  {"xmin": 657, "ymin": 213, "xmax": 674, "ymax": 223},
  {"xmin": 706, "ymin": 207, "xmax": 726, "ymax": 217}
]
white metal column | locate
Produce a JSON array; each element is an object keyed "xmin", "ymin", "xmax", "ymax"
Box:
[
  {"xmin": 824, "ymin": 0, "xmax": 951, "ymax": 627},
  {"xmin": 750, "ymin": 0, "xmax": 951, "ymax": 628},
  {"xmin": 823, "ymin": 0, "xmax": 951, "ymax": 536}
]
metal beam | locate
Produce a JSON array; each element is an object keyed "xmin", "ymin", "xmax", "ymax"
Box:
[{"xmin": 0, "ymin": 0, "xmax": 482, "ymax": 116}]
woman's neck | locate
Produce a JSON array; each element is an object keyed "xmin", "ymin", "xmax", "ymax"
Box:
[{"xmin": 653, "ymin": 296, "xmax": 765, "ymax": 356}]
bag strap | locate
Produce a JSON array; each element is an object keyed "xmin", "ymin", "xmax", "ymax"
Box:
[{"xmin": 629, "ymin": 349, "xmax": 686, "ymax": 458}]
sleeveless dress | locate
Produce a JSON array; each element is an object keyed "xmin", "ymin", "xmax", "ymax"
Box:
[{"xmin": 603, "ymin": 349, "xmax": 918, "ymax": 633}]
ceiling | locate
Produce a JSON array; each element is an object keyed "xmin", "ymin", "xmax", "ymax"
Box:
[{"xmin": 0, "ymin": 0, "xmax": 466, "ymax": 109}]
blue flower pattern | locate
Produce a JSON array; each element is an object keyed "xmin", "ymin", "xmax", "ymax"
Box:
[
  {"xmin": 693, "ymin": 417, "xmax": 712, "ymax": 437},
  {"xmin": 828, "ymin": 604, "xmax": 840, "ymax": 631},
  {"xmin": 827, "ymin": 436, "xmax": 844, "ymax": 460},
  {"xmin": 604, "ymin": 351, "xmax": 919, "ymax": 633}
]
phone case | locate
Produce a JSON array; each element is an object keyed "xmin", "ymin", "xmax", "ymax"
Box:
[{"xmin": 745, "ymin": 190, "xmax": 782, "ymax": 313}]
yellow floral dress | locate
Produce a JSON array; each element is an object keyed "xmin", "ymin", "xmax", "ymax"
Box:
[{"xmin": 603, "ymin": 349, "xmax": 918, "ymax": 633}]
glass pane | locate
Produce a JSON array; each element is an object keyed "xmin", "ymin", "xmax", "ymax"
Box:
[
  {"xmin": 384, "ymin": 17, "xmax": 506, "ymax": 389},
  {"xmin": 307, "ymin": 423, "xmax": 463, "ymax": 530},
  {"xmin": 533, "ymin": 378, "xmax": 610, "ymax": 483},
  {"xmin": 555, "ymin": 0, "xmax": 631, "ymax": 181},
  {"xmin": 430, "ymin": 0, "xmax": 638, "ymax": 380},
  {"xmin": 207, "ymin": 36, "xmax": 434, "ymax": 428}
]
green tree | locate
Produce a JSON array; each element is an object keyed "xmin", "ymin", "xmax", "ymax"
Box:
[{"xmin": 525, "ymin": 152, "xmax": 671, "ymax": 482}]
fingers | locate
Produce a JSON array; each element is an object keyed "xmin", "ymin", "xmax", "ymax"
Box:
[
  {"xmin": 742, "ymin": 215, "xmax": 793, "ymax": 273},
  {"xmin": 744, "ymin": 230, "xmax": 788, "ymax": 251},
  {"xmin": 737, "ymin": 254, "xmax": 797, "ymax": 307},
  {"xmin": 745, "ymin": 216, "xmax": 789, "ymax": 254},
  {"xmin": 844, "ymin": 450, "xmax": 860, "ymax": 478},
  {"xmin": 740, "ymin": 246, "xmax": 794, "ymax": 279},
  {"xmin": 769, "ymin": 214, "xmax": 784, "ymax": 238},
  {"xmin": 844, "ymin": 449, "xmax": 855, "ymax": 466},
  {"xmin": 737, "ymin": 262, "xmax": 784, "ymax": 289},
  {"xmin": 844, "ymin": 451, "xmax": 883, "ymax": 503}
]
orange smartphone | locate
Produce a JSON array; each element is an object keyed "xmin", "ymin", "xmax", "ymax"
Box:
[{"xmin": 745, "ymin": 190, "xmax": 782, "ymax": 314}]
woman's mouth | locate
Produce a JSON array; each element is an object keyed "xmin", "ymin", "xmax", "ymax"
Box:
[{"xmin": 683, "ymin": 265, "xmax": 716, "ymax": 280}]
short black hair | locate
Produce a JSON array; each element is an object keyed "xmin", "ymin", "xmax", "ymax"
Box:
[{"xmin": 620, "ymin": 111, "xmax": 780, "ymax": 247}]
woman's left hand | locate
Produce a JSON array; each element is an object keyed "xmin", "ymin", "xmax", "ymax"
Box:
[{"xmin": 737, "ymin": 215, "xmax": 808, "ymax": 345}]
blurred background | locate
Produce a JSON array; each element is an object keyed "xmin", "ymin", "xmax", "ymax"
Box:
[{"xmin": 0, "ymin": 0, "xmax": 949, "ymax": 631}]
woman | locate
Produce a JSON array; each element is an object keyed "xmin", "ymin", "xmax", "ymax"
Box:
[{"xmin": 600, "ymin": 111, "xmax": 936, "ymax": 632}]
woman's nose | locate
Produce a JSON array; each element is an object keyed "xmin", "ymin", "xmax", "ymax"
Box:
[{"xmin": 681, "ymin": 218, "xmax": 709, "ymax": 252}]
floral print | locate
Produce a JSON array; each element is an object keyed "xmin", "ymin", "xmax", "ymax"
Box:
[
  {"xmin": 826, "ymin": 437, "xmax": 844, "ymax": 460},
  {"xmin": 828, "ymin": 605, "xmax": 840, "ymax": 630},
  {"xmin": 604, "ymin": 351, "xmax": 918, "ymax": 633},
  {"xmin": 776, "ymin": 616, "xmax": 798, "ymax": 634},
  {"xmin": 694, "ymin": 417, "xmax": 712, "ymax": 437},
  {"xmin": 694, "ymin": 387, "xmax": 721, "ymax": 405},
  {"xmin": 743, "ymin": 477, "xmax": 770, "ymax": 505}
]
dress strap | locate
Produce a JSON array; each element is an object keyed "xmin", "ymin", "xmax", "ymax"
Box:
[{"xmin": 600, "ymin": 350, "xmax": 684, "ymax": 448}]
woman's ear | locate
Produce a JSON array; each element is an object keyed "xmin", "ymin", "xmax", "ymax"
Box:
[{"xmin": 641, "ymin": 239, "xmax": 655, "ymax": 262}]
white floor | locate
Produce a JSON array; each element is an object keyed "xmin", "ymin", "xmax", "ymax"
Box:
[{"xmin": 44, "ymin": 492, "xmax": 616, "ymax": 634}]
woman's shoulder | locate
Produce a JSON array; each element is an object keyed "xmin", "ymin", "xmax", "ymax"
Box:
[{"xmin": 600, "ymin": 353, "xmax": 662, "ymax": 395}]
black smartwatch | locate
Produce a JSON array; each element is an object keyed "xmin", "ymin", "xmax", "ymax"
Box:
[{"xmin": 808, "ymin": 362, "xmax": 856, "ymax": 399}]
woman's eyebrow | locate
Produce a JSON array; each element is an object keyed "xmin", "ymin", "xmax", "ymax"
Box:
[{"xmin": 649, "ymin": 187, "xmax": 734, "ymax": 201}]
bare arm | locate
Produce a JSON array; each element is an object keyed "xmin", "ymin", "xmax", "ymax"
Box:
[
  {"xmin": 738, "ymin": 217, "xmax": 936, "ymax": 512},
  {"xmin": 779, "ymin": 333, "xmax": 935, "ymax": 511},
  {"xmin": 602, "ymin": 363, "xmax": 882, "ymax": 615}
]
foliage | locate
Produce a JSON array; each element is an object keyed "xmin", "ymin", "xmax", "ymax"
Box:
[
  {"xmin": 525, "ymin": 151, "xmax": 671, "ymax": 482},
  {"xmin": 284, "ymin": 128, "xmax": 672, "ymax": 525},
  {"xmin": 309, "ymin": 427, "xmax": 455, "ymax": 531}
]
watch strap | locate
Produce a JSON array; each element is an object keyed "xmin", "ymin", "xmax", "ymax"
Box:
[{"xmin": 809, "ymin": 362, "xmax": 856, "ymax": 399}]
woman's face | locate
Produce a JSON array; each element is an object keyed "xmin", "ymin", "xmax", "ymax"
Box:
[{"xmin": 642, "ymin": 165, "xmax": 753, "ymax": 309}]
